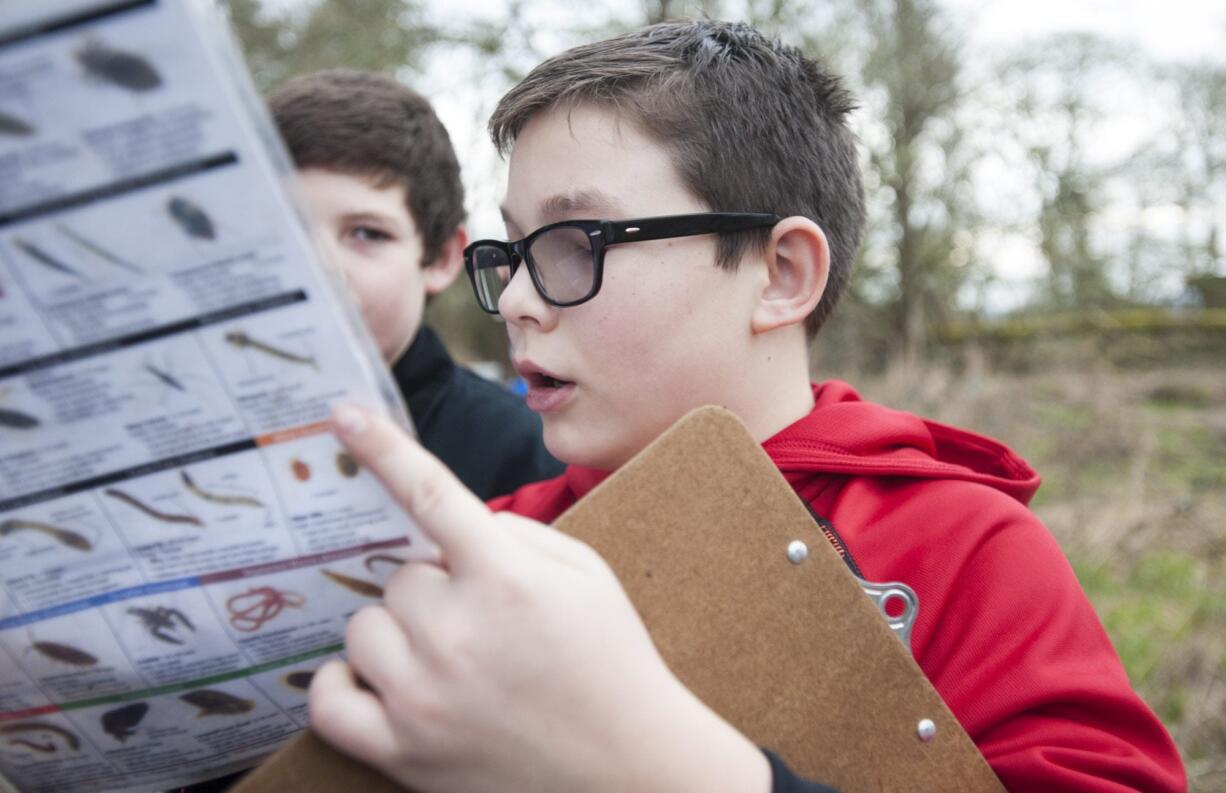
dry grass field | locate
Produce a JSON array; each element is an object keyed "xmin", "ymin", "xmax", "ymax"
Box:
[{"xmin": 837, "ymin": 356, "xmax": 1226, "ymax": 790}]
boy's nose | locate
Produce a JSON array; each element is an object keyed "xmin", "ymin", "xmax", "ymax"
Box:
[{"xmin": 498, "ymin": 263, "xmax": 558, "ymax": 331}]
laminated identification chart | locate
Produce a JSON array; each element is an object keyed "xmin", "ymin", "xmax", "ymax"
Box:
[{"xmin": 0, "ymin": 1, "xmax": 427, "ymax": 791}]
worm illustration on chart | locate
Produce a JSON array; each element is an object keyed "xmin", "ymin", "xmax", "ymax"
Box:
[
  {"xmin": 225, "ymin": 330, "xmax": 317, "ymax": 369},
  {"xmin": 226, "ymin": 586, "xmax": 305, "ymax": 632},
  {"xmin": 0, "ymin": 518, "xmax": 92, "ymax": 551},
  {"xmin": 0, "ymin": 722, "xmax": 80, "ymax": 754},
  {"xmin": 319, "ymin": 569, "xmax": 384, "ymax": 599},
  {"xmin": 104, "ymin": 487, "xmax": 203, "ymax": 527},
  {"xmin": 181, "ymin": 469, "xmax": 264, "ymax": 509}
]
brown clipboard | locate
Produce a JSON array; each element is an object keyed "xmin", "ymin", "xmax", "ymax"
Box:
[{"xmin": 234, "ymin": 406, "xmax": 1004, "ymax": 793}]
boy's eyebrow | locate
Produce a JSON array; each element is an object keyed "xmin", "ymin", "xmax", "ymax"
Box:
[
  {"xmin": 500, "ymin": 189, "xmax": 624, "ymax": 234},
  {"xmin": 338, "ymin": 210, "xmax": 401, "ymax": 227},
  {"xmin": 539, "ymin": 190, "xmax": 622, "ymax": 220}
]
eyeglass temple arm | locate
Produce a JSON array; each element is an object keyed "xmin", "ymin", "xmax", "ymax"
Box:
[{"xmin": 603, "ymin": 213, "xmax": 779, "ymax": 244}]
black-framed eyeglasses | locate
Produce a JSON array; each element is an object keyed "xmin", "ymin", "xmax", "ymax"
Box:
[{"xmin": 463, "ymin": 212, "xmax": 780, "ymax": 315}]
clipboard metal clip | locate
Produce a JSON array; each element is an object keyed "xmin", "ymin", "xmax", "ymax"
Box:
[{"xmin": 854, "ymin": 577, "xmax": 919, "ymax": 655}]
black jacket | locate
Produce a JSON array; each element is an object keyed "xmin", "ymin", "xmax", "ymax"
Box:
[{"xmin": 394, "ymin": 326, "xmax": 563, "ymax": 501}]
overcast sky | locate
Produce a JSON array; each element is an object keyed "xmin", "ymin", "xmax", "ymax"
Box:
[{"xmin": 944, "ymin": 0, "xmax": 1225, "ymax": 62}]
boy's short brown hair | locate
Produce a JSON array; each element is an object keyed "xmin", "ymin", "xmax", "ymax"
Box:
[
  {"xmin": 269, "ymin": 69, "xmax": 465, "ymax": 267},
  {"xmin": 490, "ymin": 21, "xmax": 865, "ymax": 338}
]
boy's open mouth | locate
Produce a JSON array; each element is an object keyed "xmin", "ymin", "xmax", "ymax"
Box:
[
  {"xmin": 516, "ymin": 362, "xmax": 576, "ymax": 412},
  {"xmin": 525, "ymin": 372, "xmax": 571, "ymax": 389}
]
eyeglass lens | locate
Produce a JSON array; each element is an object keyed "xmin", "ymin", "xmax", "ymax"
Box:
[
  {"xmin": 471, "ymin": 226, "xmax": 597, "ymax": 311},
  {"xmin": 471, "ymin": 246, "xmax": 512, "ymax": 311}
]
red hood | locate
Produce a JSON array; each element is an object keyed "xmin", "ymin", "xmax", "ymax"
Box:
[
  {"xmin": 767, "ymin": 380, "xmax": 1039, "ymax": 504},
  {"xmin": 530, "ymin": 381, "xmax": 1039, "ymax": 508}
]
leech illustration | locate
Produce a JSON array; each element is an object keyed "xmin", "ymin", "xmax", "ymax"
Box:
[
  {"xmin": 0, "ymin": 406, "xmax": 41, "ymax": 429},
  {"xmin": 181, "ymin": 469, "xmax": 263, "ymax": 508},
  {"xmin": 75, "ymin": 39, "xmax": 162, "ymax": 92},
  {"xmin": 0, "ymin": 722, "xmax": 80, "ymax": 751},
  {"xmin": 290, "ymin": 458, "xmax": 311, "ymax": 482},
  {"xmin": 7, "ymin": 738, "xmax": 56, "ymax": 753},
  {"xmin": 320, "ymin": 568, "xmax": 384, "ymax": 599},
  {"xmin": 104, "ymin": 487, "xmax": 203, "ymax": 527},
  {"xmin": 129, "ymin": 606, "xmax": 195, "ymax": 644},
  {"xmin": 226, "ymin": 586, "xmax": 304, "ymax": 632},
  {"xmin": 11, "ymin": 237, "xmax": 84, "ymax": 279},
  {"xmin": 224, "ymin": 330, "xmax": 317, "ymax": 368},
  {"xmin": 27, "ymin": 640, "xmax": 97, "ymax": 667},
  {"xmin": 101, "ymin": 702, "xmax": 149, "ymax": 743},
  {"xmin": 0, "ymin": 110, "xmax": 35, "ymax": 137},
  {"xmin": 363, "ymin": 553, "xmax": 406, "ymax": 574},
  {"xmin": 54, "ymin": 223, "xmax": 141, "ymax": 274},
  {"xmin": 0, "ymin": 519, "xmax": 92, "ymax": 551},
  {"xmin": 179, "ymin": 689, "xmax": 255, "ymax": 718},
  {"xmin": 335, "ymin": 451, "xmax": 360, "ymax": 478},
  {"xmin": 282, "ymin": 670, "xmax": 314, "ymax": 691},
  {"xmin": 144, "ymin": 362, "xmax": 185, "ymax": 392},
  {"xmin": 167, "ymin": 196, "xmax": 215, "ymax": 240}
]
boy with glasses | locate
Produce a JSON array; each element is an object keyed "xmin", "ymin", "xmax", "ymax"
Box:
[{"xmin": 308, "ymin": 23, "xmax": 1186, "ymax": 793}]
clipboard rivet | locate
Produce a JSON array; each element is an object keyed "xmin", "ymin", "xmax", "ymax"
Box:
[
  {"xmin": 786, "ymin": 540, "xmax": 808, "ymax": 564},
  {"xmin": 917, "ymin": 719, "xmax": 936, "ymax": 741}
]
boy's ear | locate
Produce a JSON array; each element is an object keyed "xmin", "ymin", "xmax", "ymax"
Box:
[
  {"xmin": 422, "ymin": 228, "xmax": 468, "ymax": 295},
  {"xmin": 750, "ymin": 217, "xmax": 829, "ymax": 335}
]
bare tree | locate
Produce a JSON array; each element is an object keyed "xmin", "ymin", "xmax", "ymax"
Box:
[
  {"xmin": 220, "ymin": 0, "xmax": 435, "ymax": 90},
  {"xmin": 997, "ymin": 33, "xmax": 1134, "ymax": 310}
]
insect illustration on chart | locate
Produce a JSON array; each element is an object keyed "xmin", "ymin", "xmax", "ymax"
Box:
[
  {"xmin": 101, "ymin": 702, "xmax": 149, "ymax": 743},
  {"xmin": 24, "ymin": 633, "xmax": 98, "ymax": 668},
  {"xmin": 74, "ymin": 37, "xmax": 162, "ymax": 93},
  {"xmin": 0, "ymin": 385, "xmax": 41, "ymax": 431},
  {"xmin": 0, "ymin": 85, "xmax": 38, "ymax": 140},
  {"xmin": 0, "ymin": 517, "xmax": 93, "ymax": 552},
  {"xmin": 0, "ymin": 403, "xmax": 41, "ymax": 431},
  {"xmin": 129, "ymin": 348, "xmax": 219, "ymax": 409},
  {"xmin": 225, "ymin": 586, "xmax": 304, "ymax": 633},
  {"xmin": 0, "ymin": 108, "xmax": 35, "ymax": 138},
  {"xmin": 104, "ymin": 486, "xmax": 204, "ymax": 529},
  {"xmin": 9, "ymin": 235, "xmax": 87, "ymax": 283},
  {"xmin": 141, "ymin": 358, "xmax": 187, "ymax": 394},
  {"xmin": 290, "ymin": 457, "xmax": 311, "ymax": 482},
  {"xmin": 179, "ymin": 688, "xmax": 255, "ymax": 718},
  {"xmin": 224, "ymin": 329, "xmax": 318, "ymax": 372},
  {"xmin": 166, "ymin": 195, "xmax": 217, "ymax": 241},
  {"xmin": 128, "ymin": 604, "xmax": 195, "ymax": 645},
  {"xmin": 54, "ymin": 223, "xmax": 142, "ymax": 276},
  {"xmin": 281, "ymin": 669, "xmax": 314, "ymax": 692},
  {"xmin": 0, "ymin": 721, "xmax": 80, "ymax": 754},
  {"xmin": 335, "ymin": 451, "xmax": 360, "ymax": 478}
]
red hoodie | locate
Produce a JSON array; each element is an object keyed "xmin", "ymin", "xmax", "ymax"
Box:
[{"xmin": 490, "ymin": 381, "xmax": 1186, "ymax": 792}]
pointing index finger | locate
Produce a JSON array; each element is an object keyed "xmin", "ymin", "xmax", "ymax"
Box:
[{"xmin": 331, "ymin": 404, "xmax": 497, "ymax": 574}]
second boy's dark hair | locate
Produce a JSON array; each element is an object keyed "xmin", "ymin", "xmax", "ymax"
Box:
[
  {"xmin": 490, "ymin": 21, "xmax": 865, "ymax": 338},
  {"xmin": 269, "ymin": 69, "xmax": 465, "ymax": 267}
]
